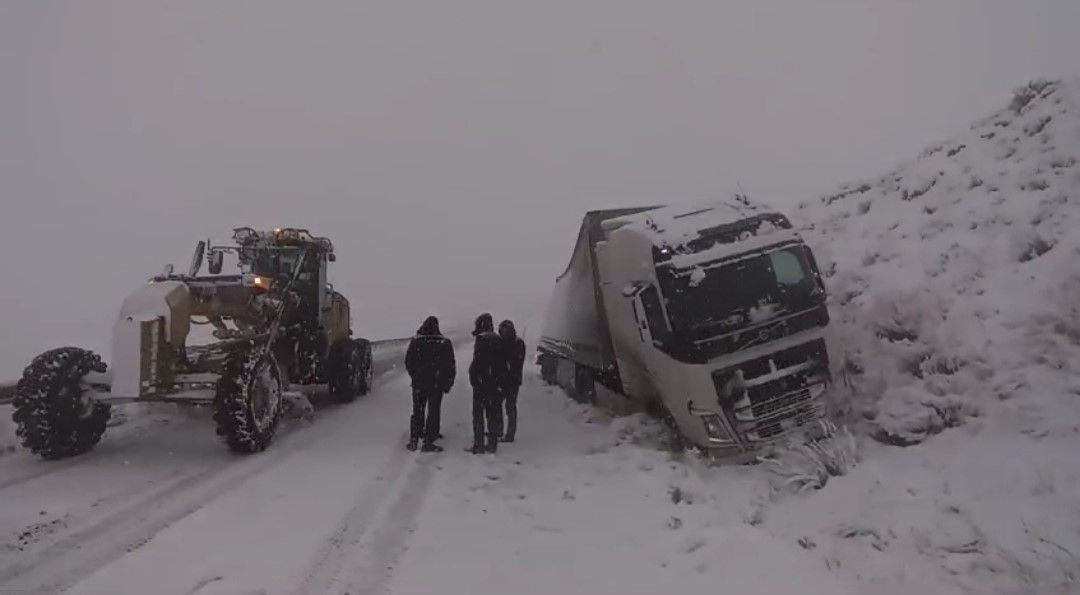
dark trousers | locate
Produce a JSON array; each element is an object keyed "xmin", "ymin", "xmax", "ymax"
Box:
[
  {"xmin": 472, "ymin": 387, "xmax": 502, "ymax": 446},
  {"xmin": 410, "ymin": 388, "xmax": 443, "ymax": 444},
  {"xmin": 501, "ymin": 386, "xmax": 519, "ymax": 438}
]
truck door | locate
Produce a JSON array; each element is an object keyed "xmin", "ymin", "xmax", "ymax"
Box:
[{"xmin": 630, "ymin": 284, "xmax": 672, "ymax": 348}]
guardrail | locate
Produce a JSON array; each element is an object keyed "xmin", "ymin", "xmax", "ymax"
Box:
[{"xmin": 0, "ymin": 383, "xmax": 14, "ymax": 405}]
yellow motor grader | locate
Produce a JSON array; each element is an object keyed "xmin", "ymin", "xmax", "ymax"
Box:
[{"xmin": 12, "ymin": 227, "xmax": 372, "ymax": 459}]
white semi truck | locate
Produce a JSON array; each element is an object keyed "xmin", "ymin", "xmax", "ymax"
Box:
[{"xmin": 537, "ymin": 199, "xmax": 833, "ymax": 456}]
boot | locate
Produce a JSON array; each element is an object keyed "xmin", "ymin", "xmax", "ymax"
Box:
[
  {"xmin": 467, "ymin": 443, "xmax": 486, "ymax": 455},
  {"xmin": 421, "ymin": 442, "xmax": 443, "ymax": 453},
  {"xmin": 502, "ymin": 433, "xmax": 515, "ymax": 443},
  {"xmin": 406, "ymin": 438, "xmax": 419, "ymax": 451},
  {"xmin": 486, "ymin": 436, "xmax": 498, "ymax": 454}
]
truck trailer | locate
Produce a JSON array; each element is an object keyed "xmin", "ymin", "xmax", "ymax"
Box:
[{"xmin": 537, "ymin": 199, "xmax": 833, "ymax": 456}]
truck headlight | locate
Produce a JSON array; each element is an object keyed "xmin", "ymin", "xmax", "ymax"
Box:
[
  {"xmin": 701, "ymin": 414, "xmax": 728, "ymax": 440},
  {"xmin": 712, "ymin": 368, "xmax": 747, "ymax": 407}
]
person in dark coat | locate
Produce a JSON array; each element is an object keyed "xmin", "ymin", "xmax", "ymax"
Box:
[
  {"xmin": 497, "ymin": 320, "xmax": 526, "ymax": 442},
  {"xmin": 404, "ymin": 316, "xmax": 456, "ymax": 452},
  {"xmin": 468, "ymin": 313, "xmax": 502, "ymax": 454}
]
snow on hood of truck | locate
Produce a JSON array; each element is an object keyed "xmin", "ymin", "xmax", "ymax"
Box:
[{"xmin": 607, "ymin": 198, "xmax": 803, "ymax": 270}]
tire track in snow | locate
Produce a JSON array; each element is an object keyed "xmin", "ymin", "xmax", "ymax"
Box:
[
  {"xmin": 341, "ymin": 456, "xmax": 439, "ymax": 595},
  {"xmin": 0, "ymin": 343, "xmax": 412, "ymax": 592},
  {"xmin": 0, "ymin": 360, "xmax": 411, "ymax": 593},
  {"xmin": 0, "ymin": 415, "xmax": 189, "ymax": 493},
  {"xmin": 0, "ymin": 421, "xmax": 332, "ymax": 593},
  {"xmin": 295, "ymin": 451, "xmax": 440, "ymax": 595},
  {"xmin": 0, "ymin": 457, "xmax": 85, "ymax": 491},
  {"xmin": 292, "ymin": 436, "xmax": 414, "ymax": 594},
  {"xmin": 0, "ymin": 340, "xmax": 404, "ymax": 495}
]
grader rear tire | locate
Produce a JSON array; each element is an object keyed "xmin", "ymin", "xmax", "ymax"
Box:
[
  {"xmin": 328, "ymin": 339, "xmax": 373, "ymax": 403},
  {"xmin": 12, "ymin": 347, "xmax": 111, "ymax": 460}
]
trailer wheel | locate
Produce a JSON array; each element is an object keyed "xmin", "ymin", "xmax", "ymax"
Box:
[
  {"xmin": 327, "ymin": 339, "xmax": 372, "ymax": 403},
  {"xmin": 214, "ymin": 348, "xmax": 283, "ymax": 453},
  {"xmin": 12, "ymin": 347, "xmax": 111, "ymax": 460}
]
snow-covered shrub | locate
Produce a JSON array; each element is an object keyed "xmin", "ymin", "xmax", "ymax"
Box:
[
  {"xmin": 760, "ymin": 421, "xmax": 858, "ymax": 493},
  {"xmin": 868, "ymin": 387, "xmax": 975, "ymax": 446},
  {"xmin": 1009, "ymin": 79, "xmax": 1057, "ymax": 115}
]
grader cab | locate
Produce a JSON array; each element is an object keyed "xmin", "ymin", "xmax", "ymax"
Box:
[{"xmin": 12, "ymin": 228, "xmax": 373, "ymax": 459}]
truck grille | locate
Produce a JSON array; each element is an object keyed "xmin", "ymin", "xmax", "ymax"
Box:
[
  {"xmin": 712, "ymin": 338, "xmax": 830, "ymax": 444},
  {"xmin": 753, "ymin": 405, "xmax": 819, "ymax": 439},
  {"xmin": 751, "ymin": 387, "xmax": 811, "ymax": 418}
]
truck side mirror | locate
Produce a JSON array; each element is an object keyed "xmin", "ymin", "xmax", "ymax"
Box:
[
  {"xmin": 188, "ymin": 241, "xmax": 206, "ymax": 277},
  {"xmin": 327, "ymin": 253, "xmax": 336, "ymax": 262},
  {"xmin": 208, "ymin": 249, "xmax": 224, "ymax": 275}
]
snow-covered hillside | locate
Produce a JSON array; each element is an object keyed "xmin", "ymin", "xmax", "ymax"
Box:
[
  {"xmin": 797, "ymin": 78, "xmax": 1079, "ymax": 441},
  {"xmin": 790, "ymin": 78, "xmax": 1080, "ymax": 591}
]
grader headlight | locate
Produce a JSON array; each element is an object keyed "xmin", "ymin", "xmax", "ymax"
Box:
[{"xmin": 243, "ymin": 274, "xmax": 271, "ymax": 290}]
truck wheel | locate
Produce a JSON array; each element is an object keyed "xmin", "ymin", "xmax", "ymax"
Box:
[
  {"xmin": 539, "ymin": 354, "xmax": 558, "ymax": 386},
  {"xmin": 327, "ymin": 339, "xmax": 372, "ymax": 403},
  {"xmin": 652, "ymin": 400, "xmax": 688, "ymax": 453},
  {"xmin": 12, "ymin": 347, "xmax": 111, "ymax": 460},
  {"xmin": 214, "ymin": 348, "xmax": 283, "ymax": 454},
  {"xmin": 573, "ymin": 365, "xmax": 597, "ymax": 404}
]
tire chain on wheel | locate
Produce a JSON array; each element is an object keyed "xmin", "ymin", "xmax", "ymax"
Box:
[
  {"xmin": 12, "ymin": 347, "xmax": 111, "ymax": 460},
  {"xmin": 327, "ymin": 340, "xmax": 362, "ymax": 403},
  {"xmin": 294, "ymin": 324, "xmax": 324, "ymax": 385},
  {"xmin": 213, "ymin": 347, "xmax": 283, "ymax": 454},
  {"xmin": 355, "ymin": 339, "xmax": 373, "ymax": 395}
]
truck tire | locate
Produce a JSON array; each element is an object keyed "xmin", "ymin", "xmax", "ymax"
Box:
[
  {"xmin": 12, "ymin": 347, "xmax": 111, "ymax": 460},
  {"xmin": 214, "ymin": 348, "xmax": 284, "ymax": 454},
  {"xmin": 650, "ymin": 400, "xmax": 688, "ymax": 453},
  {"xmin": 539, "ymin": 354, "xmax": 558, "ymax": 386},
  {"xmin": 327, "ymin": 339, "xmax": 372, "ymax": 403},
  {"xmin": 573, "ymin": 365, "xmax": 597, "ymax": 404}
]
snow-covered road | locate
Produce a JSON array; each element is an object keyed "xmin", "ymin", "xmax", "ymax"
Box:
[
  {"xmin": 0, "ymin": 345, "xmax": 422, "ymax": 594},
  {"xmin": 0, "ymin": 344, "xmax": 841, "ymax": 595},
  {"xmin": 2, "ymin": 338, "xmax": 1076, "ymax": 594}
]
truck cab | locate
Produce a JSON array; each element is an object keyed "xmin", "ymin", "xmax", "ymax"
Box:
[{"xmin": 539, "ymin": 200, "xmax": 832, "ymax": 456}]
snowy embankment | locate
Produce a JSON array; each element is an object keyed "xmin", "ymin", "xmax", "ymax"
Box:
[{"xmin": 785, "ymin": 78, "xmax": 1080, "ymax": 592}]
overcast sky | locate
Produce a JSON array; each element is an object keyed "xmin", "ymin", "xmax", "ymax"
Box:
[{"xmin": 1, "ymin": 1, "xmax": 1078, "ymax": 377}]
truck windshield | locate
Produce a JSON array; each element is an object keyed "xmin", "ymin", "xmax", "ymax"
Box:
[{"xmin": 657, "ymin": 245, "xmax": 824, "ymax": 342}]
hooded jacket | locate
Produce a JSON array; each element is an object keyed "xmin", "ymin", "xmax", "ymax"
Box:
[
  {"xmin": 469, "ymin": 313, "xmax": 501, "ymax": 389},
  {"xmin": 498, "ymin": 320, "xmax": 526, "ymax": 389},
  {"xmin": 405, "ymin": 316, "xmax": 456, "ymax": 393}
]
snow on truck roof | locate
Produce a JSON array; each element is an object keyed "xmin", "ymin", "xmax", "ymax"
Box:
[{"xmin": 602, "ymin": 197, "xmax": 803, "ymax": 269}]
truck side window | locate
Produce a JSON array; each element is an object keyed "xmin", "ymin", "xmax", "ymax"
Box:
[{"xmin": 639, "ymin": 286, "xmax": 671, "ymax": 346}]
